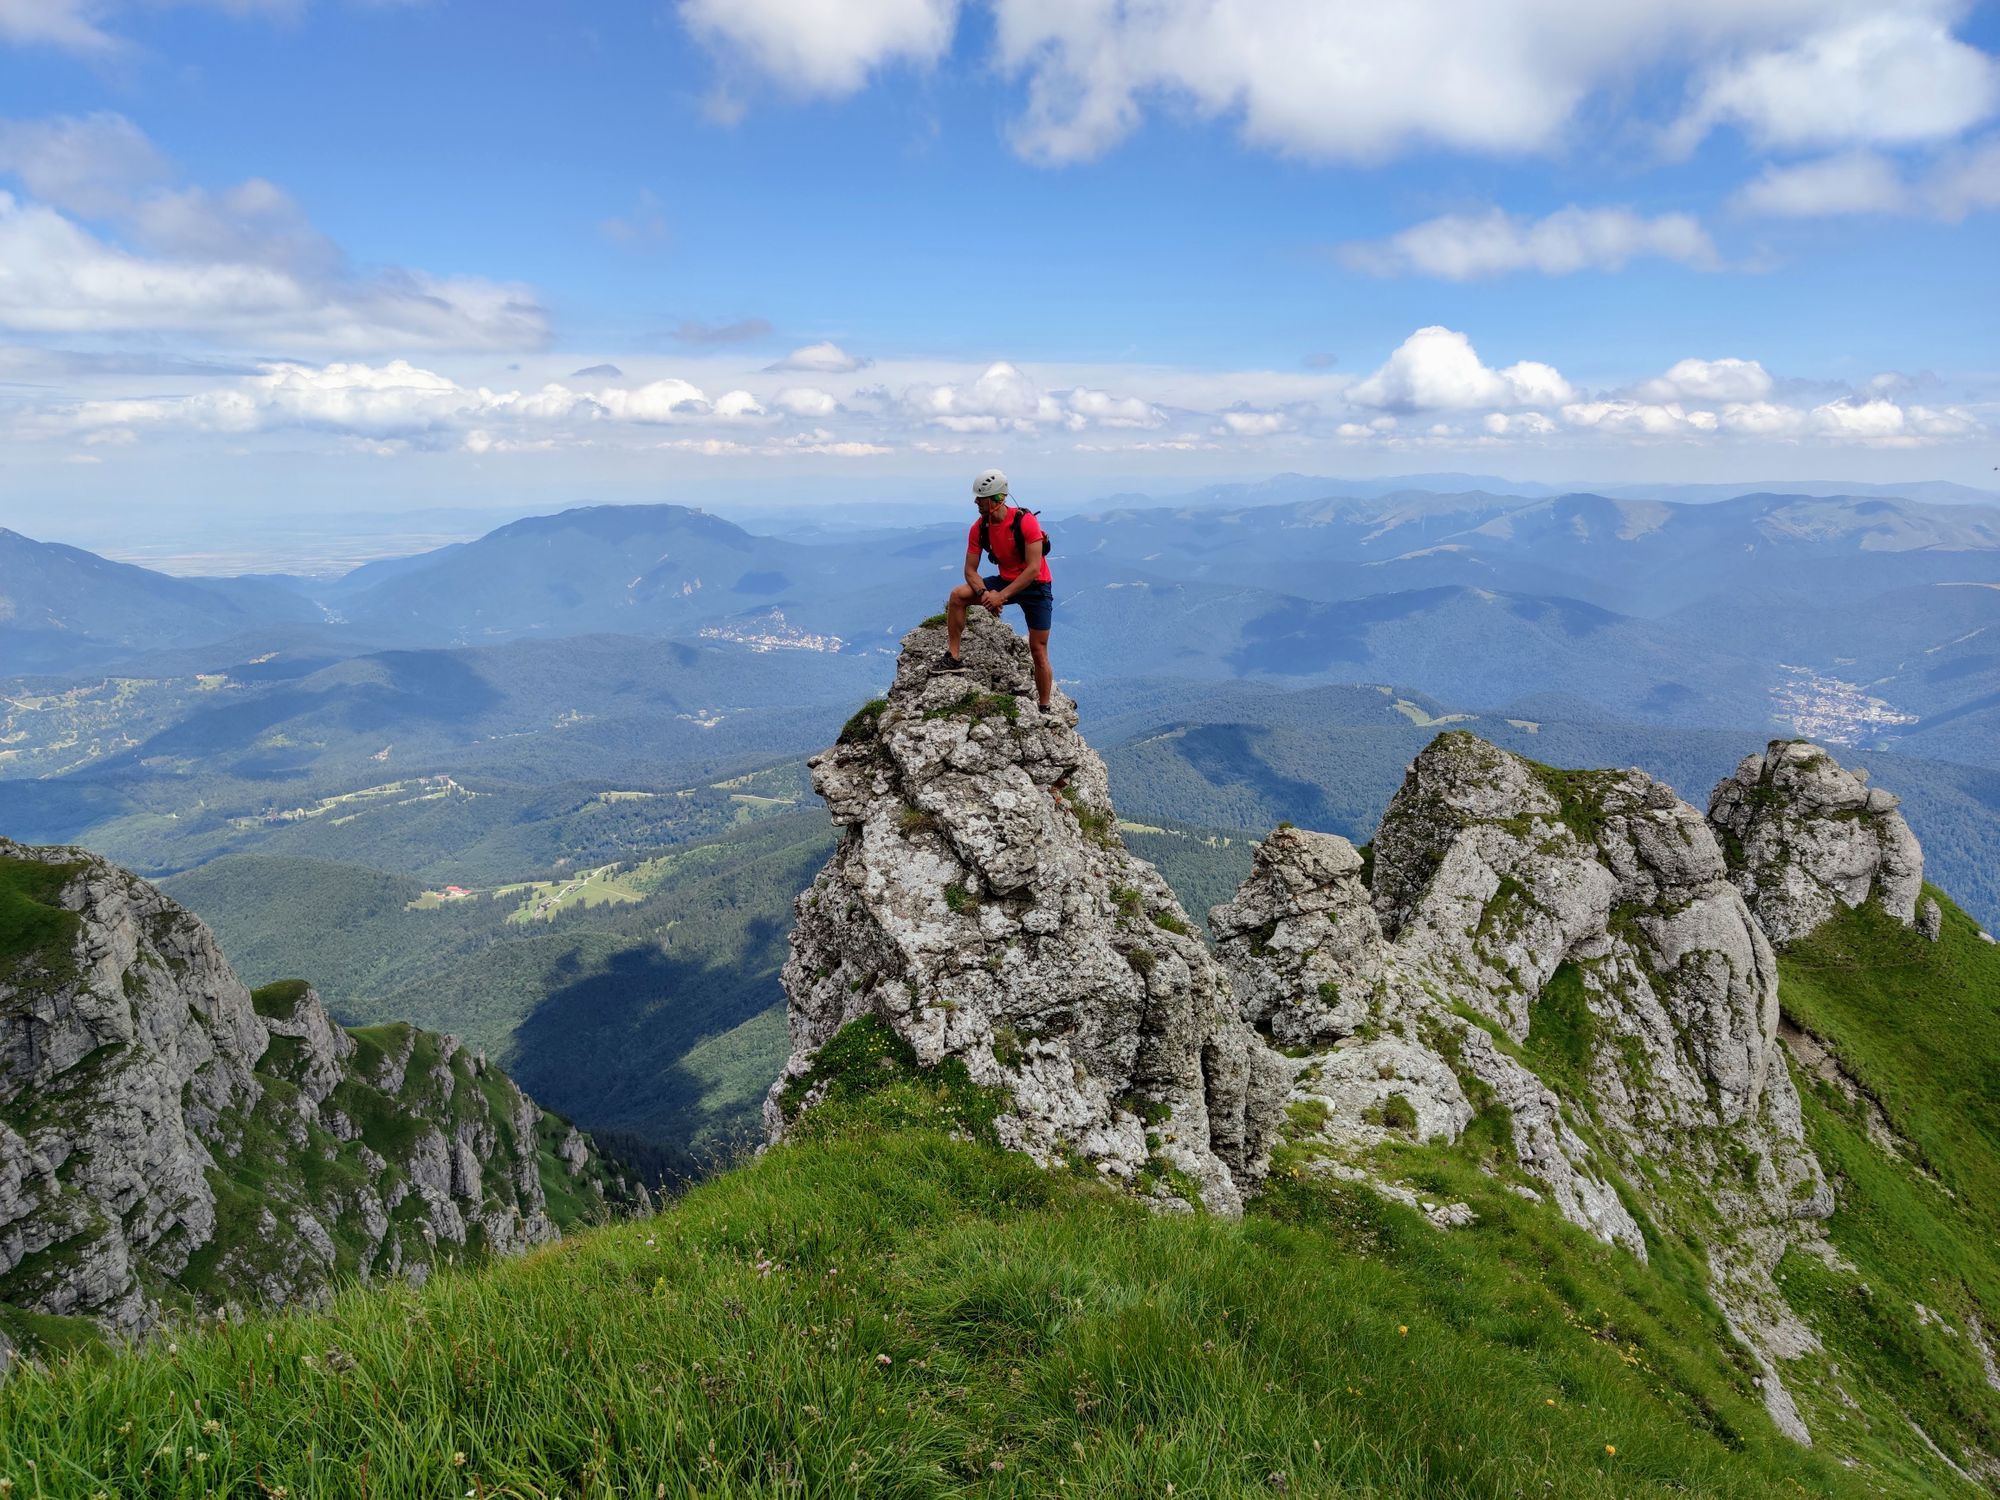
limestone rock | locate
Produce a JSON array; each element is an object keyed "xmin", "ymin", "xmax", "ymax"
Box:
[
  {"xmin": 0, "ymin": 837, "xmax": 636, "ymax": 1358},
  {"xmin": 1708, "ymin": 740, "xmax": 1924, "ymax": 948},
  {"xmin": 1214, "ymin": 732, "xmax": 1831, "ymax": 1442},
  {"xmin": 1209, "ymin": 827, "xmax": 1387, "ymax": 1047},
  {"xmin": 1918, "ymin": 896, "xmax": 1943, "ymax": 943},
  {"xmin": 769, "ymin": 615, "xmax": 1288, "ymax": 1213}
]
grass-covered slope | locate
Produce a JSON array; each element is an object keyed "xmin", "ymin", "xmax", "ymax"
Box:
[
  {"xmin": 0, "ymin": 1046, "xmax": 1899, "ymax": 1498},
  {"xmin": 1773, "ymin": 890, "xmax": 2000, "ymax": 1484}
]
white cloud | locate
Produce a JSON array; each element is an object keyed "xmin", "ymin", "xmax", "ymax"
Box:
[
  {"xmin": 28, "ymin": 358, "xmax": 904, "ymax": 456},
  {"xmin": 782, "ymin": 427, "xmax": 893, "ymax": 456},
  {"xmin": 1561, "ymin": 399, "xmax": 1717, "ymax": 436},
  {"xmin": 680, "ymin": 0, "xmax": 958, "ymax": 96},
  {"xmin": 0, "ymin": 114, "xmax": 550, "ymax": 351},
  {"xmin": 771, "ymin": 385, "xmax": 840, "ymax": 417},
  {"xmin": 1347, "ymin": 326, "xmax": 1573, "ymax": 413},
  {"xmin": 1675, "ymin": 11, "xmax": 1999, "ymax": 154},
  {"xmin": 1217, "ymin": 409, "xmax": 1291, "ymax": 436},
  {"xmin": 1717, "ymin": 401, "xmax": 1803, "ymax": 436},
  {"xmin": 0, "ymin": 113, "xmax": 167, "ymax": 215},
  {"xmin": 900, "ymin": 360, "xmax": 1166, "ymax": 433},
  {"xmin": 768, "ymin": 340, "xmax": 870, "ymax": 373},
  {"xmin": 1635, "ymin": 357, "xmax": 1774, "ymax": 403},
  {"xmin": 1809, "ymin": 397, "xmax": 1907, "ymax": 438},
  {"xmin": 0, "ymin": 193, "xmax": 547, "ymax": 348},
  {"xmin": 0, "ymin": 0, "xmax": 116, "ymax": 51},
  {"xmin": 1733, "ymin": 152, "xmax": 1910, "ymax": 217},
  {"xmin": 1065, "ymin": 387, "xmax": 1165, "ymax": 428},
  {"xmin": 1930, "ymin": 136, "xmax": 2000, "ymax": 220},
  {"xmin": 1734, "ymin": 136, "xmax": 2000, "ymax": 221},
  {"xmin": 984, "ymin": 1, "xmax": 2000, "ymax": 166},
  {"xmin": 1344, "ymin": 206, "xmax": 1718, "ymax": 280},
  {"xmin": 1482, "ymin": 411, "xmax": 1557, "ymax": 436}
]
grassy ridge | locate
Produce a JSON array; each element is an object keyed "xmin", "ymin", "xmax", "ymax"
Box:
[
  {"xmin": 1775, "ymin": 891, "xmax": 2000, "ymax": 1482},
  {"xmin": 0, "ymin": 1066, "xmax": 1885, "ymax": 1498}
]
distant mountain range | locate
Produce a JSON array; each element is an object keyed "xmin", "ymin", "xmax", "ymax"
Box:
[{"xmin": 5, "ymin": 479, "xmax": 1999, "ymax": 927}]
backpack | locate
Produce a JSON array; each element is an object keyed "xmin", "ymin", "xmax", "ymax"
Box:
[{"xmin": 981, "ymin": 508, "xmax": 1053, "ymax": 570}]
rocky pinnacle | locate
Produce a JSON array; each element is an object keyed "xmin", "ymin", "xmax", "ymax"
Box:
[{"xmin": 778, "ymin": 647, "xmax": 1918, "ymax": 1445}]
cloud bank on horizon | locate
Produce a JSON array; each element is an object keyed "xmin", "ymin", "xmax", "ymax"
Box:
[{"xmin": 0, "ymin": 0, "xmax": 1994, "ymax": 498}]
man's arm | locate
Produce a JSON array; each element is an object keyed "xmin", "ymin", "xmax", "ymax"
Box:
[
  {"xmin": 993, "ymin": 540, "xmax": 1044, "ymax": 602},
  {"xmin": 963, "ymin": 546, "xmax": 984, "ymax": 591}
]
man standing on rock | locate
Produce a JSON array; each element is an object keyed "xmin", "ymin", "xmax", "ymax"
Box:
[{"xmin": 939, "ymin": 468, "xmax": 1055, "ymax": 711}]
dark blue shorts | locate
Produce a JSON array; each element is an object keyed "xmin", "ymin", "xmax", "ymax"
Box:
[{"xmin": 985, "ymin": 574, "xmax": 1054, "ymax": 632}]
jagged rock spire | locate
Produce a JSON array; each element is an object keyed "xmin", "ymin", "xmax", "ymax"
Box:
[
  {"xmin": 768, "ymin": 615, "xmax": 1288, "ymax": 1212},
  {"xmin": 1708, "ymin": 739, "xmax": 1925, "ymax": 948}
]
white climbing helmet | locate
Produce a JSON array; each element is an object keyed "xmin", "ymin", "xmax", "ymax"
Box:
[{"xmin": 972, "ymin": 468, "xmax": 1009, "ymax": 500}]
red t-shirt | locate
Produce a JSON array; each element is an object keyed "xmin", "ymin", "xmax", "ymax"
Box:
[{"xmin": 967, "ymin": 506, "xmax": 1052, "ymax": 583}]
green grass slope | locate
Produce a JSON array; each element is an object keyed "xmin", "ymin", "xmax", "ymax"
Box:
[
  {"xmin": 1773, "ymin": 890, "xmax": 2000, "ymax": 1483},
  {"xmin": 0, "ymin": 1042, "xmax": 1910, "ymax": 1499}
]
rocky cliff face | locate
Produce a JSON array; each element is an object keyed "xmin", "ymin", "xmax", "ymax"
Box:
[
  {"xmin": 768, "ymin": 615, "xmax": 1288, "ymax": 1212},
  {"xmin": 0, "ymin": 838, "xmax": 641, "ymax": 1353},
  {"xmin": 1708, "ymin": 739, "xmax": 1926, "ymax": 948},
  {"xmin": 1221, "ymin": 733, "xmax": 1831, "ymax": 1439},
  {"xmin": 777, "ymin": 624, "xmax": 1933, "ymax": 1445}
]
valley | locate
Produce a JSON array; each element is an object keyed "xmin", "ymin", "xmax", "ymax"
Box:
[{"xmin": 7, "ymin": 484, "xmax": 2000, "ymax": 1179}]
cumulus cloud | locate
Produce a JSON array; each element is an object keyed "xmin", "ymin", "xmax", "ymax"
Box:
[
  {"xmin": 1674, "ymin": 11, "xmax": 1999, "ymax": 154},
  {"xmin": 1343, "ymin": 206, "xmax": 1718, "ymax": 279},
  {"xmin": 771, "ymin": 385, "xmax": 839, "ymax": 417},
  {"xmin": 680, "ymin": 0, "xmax": 958, "ymax": 96},
  {"xmin": 0, "ymin": 114, "xmax": 549, "ymax": 351},
  {"xmin": 0, "ymin": 113, "xmax": 167, "ymax": 216},
  {"xmin": 1733, "ymin": 152, "xmax": 1910, "ymax": 217},
  {"xmin": 1561, "ymin": 399, "xmax": 1719, "ymax": 436},
  {"xmin": 1551, "ymin": 389, "xmax": 1981, "ymax": 445},
  {"xmin": 1482, "ymin": 411, "xmax": 1557, "ymax": 436},
  {"xmin": 1216, "ymin": 409, "xmax": 1292, "ymax": 437},
  {"xmin": 900, "ymin": 360, "xmax": 1165, "ymax": 433},
  {"xmin": 1347, "ymin": 327, "xmax": 1573, "ymax": 413},
  {"xmin": 31, "ymin": 359, "xmax": 855, "ymax": 449},
  {"xmin": 1734, "ymin": 137, "xmax": 2000, "ymax": 220},
  {"xmin": 984, "ymin": 0, "xmax": 2000, "ymax": 166},
  {"xmin": 0, "ymin": 193, "xmax": 547, "ymax": 349},
  {"xmin": 1634, "ymin": 357, "xmax": 1774, "ymax": 403},
  {"xmin": 768, "ymin": 340, "xmax": 870, "ymax": 373}
]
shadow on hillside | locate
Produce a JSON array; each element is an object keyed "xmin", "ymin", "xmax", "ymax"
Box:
[
  {"xmin": 509, "ymin": 916, "xmax": 790, "ymax": 1156},
  {"xmin": 1174, "ymin": 723, "xmax": 1345, "ymax": 830}
]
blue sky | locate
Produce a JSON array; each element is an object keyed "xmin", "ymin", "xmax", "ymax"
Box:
[{"xmin": 1, "ymin": 0, "xmax": 1997, "ymax": 534}]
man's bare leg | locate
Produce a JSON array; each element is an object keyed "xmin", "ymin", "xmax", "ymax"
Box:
[
  {"xmin": 1029, "ymin": 628, "xmax": 1052, "ymax": 708},
  {"xmin": 945, "ymin": 584, "xmax": 978, "ymax": 659}
]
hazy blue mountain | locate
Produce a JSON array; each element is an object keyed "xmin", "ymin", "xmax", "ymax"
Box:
[
  {"xmin": 320, "ymin": 503, "xmax": 907, "ymax": 643},
  {"xmin": 1599, "ymin": 478, "xmax": 2000, "ymax": 506},
  {"xmin": 0, "ymin": 527, "xmax": 324, "ymax": 672}
]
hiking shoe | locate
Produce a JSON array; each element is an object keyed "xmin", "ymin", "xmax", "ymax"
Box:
[{"xmin": 935, "ymin": 651, "xmax": 968, "ymax": 672}]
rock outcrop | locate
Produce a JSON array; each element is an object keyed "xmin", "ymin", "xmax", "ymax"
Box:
[
  {"xmin": 768, "ymin": 615, "xmax": 1288, "ymax": 1212},
  {"xmin": 1221, "ymin": 734, "xmax": 1830, "ymax": 1439},
  {"xmin": 1708, "ymin": 739, "xmax": 1924, "ymax": 948},
  {"xmin": 780, "ymin": 638, "xmax": 1943, "ymax": 1446},
  {"xmin": 0, "ymin": 838, "xmax": 641, "ymax": 1356}
]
